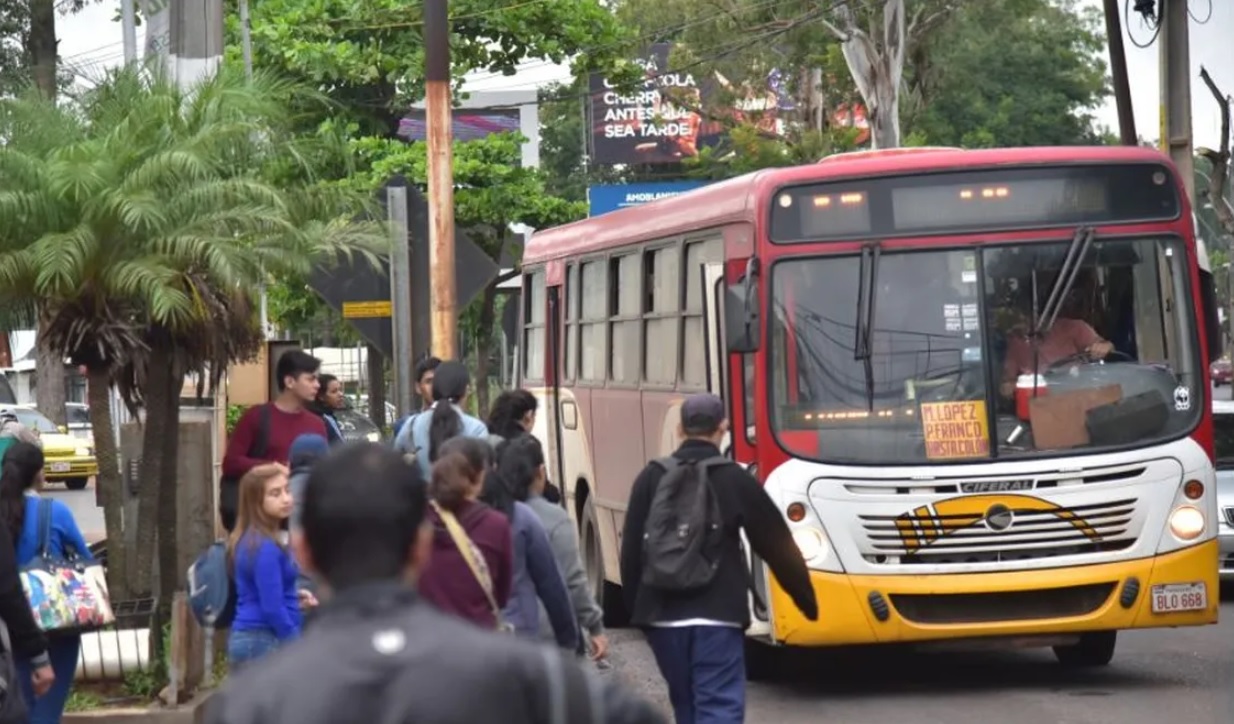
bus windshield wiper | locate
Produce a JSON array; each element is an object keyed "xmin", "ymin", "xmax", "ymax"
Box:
[
  {"xmin": 1035, "ymin": 226, "xmax": 1095, "ymax": 337},
  {"xmin": 853, "ymin": 243, "xmax": 880, "ymax": 411}
]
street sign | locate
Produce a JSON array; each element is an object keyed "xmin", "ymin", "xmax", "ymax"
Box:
[
  {"xmin": 309, "ymin": 179, "xmax": 501, "ymax": 359},
  {"xmin": 342, "ymin": 300, "xmax": 393, "ymax": 319}
]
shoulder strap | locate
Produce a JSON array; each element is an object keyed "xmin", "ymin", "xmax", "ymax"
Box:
[
  {"xmin": 249, "ymin": 404, "xmax": 273, "ymax": 459},
  {"xmin": 36, "ymin": 498, "xmax": 53, "ymax": 558},
  {"xmin": 429, "ymin": 501, "xmax": 502, "ymax": 619},
  {"xmin": 651, "ymin": 456, "xmax": 681, "ymax": 473}
]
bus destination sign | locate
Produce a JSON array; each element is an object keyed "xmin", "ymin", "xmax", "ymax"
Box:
[{"xmin": 769, "ymin": 163, "xmax": 1180, "ymax": 242}]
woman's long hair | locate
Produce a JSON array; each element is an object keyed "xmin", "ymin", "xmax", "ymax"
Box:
[
  {"xmin": 431, "ymin": 437, "xmax": 492, "ymax": 513},
  {"xmin": 493, "ymin": 435, "xmax": 545, "ymax": 505},
  {"xmin": 0, "ymin": 441, "xmax": 43, "ymax": 541},
  {"xmin": 487, "ymin": 389, "xmax": 538, "ymax": 440},
  {"xmin": 227, "ymin": 463, "xmax": 289, "ymax": 566},
  {"xmin": 428, "ymin": 361, "xmax": 471, "ymax": 463}
]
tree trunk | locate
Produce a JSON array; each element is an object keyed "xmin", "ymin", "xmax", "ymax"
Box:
[
  {"xmin": 87, "ymin": 368, "xmax": 130, "ymax": 601},
  {"xmin": 27, "ymin": 0, "xmax": 56, "ymax": 99},
  {"xmin": 473, "ymin": 282, "xmax": 499, "ymax": 416},
  {"xmin": 132, "ymin": 349, "xmax": 173, "ymax": 598},
  {"xmin": 832, "ymin": 0, "xmax": 906, "ymax": 150}
]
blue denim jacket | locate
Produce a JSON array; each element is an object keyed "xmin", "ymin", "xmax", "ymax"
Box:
[
  {"xmin": 502, "ymin": 502, "xmax": 578, "ymax": 650},
  {"xmin": 393, "ymin": 403, "xmax": 489, "ymax": 479}
]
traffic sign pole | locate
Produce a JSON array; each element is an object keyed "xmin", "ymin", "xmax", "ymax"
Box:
[{"xmin": 388, "ymin": 184, "xmax": 416, "ymax": 418}]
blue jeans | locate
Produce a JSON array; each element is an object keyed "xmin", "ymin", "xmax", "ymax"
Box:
[
  {"xmin": 228, "ymin": 628, "xmax": 281, "ymax": 671},
  {"xmin": 645, "ymin": 626, "xmax": 745, "ymax": 724},
  {"xmin": 17, "ymin": 634, "xmax": 80, "ymax": 724}
]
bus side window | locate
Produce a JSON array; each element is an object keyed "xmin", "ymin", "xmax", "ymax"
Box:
[
  {"xmin": 644, "ymin": 245, "xmax": 680, "ymax": 385},
  {"xmin": 523, "ymin": 269, "xmax": 547, "ymax": 380},
  {"xmin": 683, "ymin": 238, "xmax": 724, "ymax": 388}
]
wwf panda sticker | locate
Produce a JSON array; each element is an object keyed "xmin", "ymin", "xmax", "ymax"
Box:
[{"xmin": 1173, "ymin": 386, "xmax": 1191, "ymax": 412}]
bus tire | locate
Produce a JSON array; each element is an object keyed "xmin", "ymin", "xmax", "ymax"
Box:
[
  {"xmin": 581, "ymin": 495, "xmax": 629, "ymax": 628},
  {"xmin": 1052, "ymin": 631, "xmax": 1117, "ymax": 667}
]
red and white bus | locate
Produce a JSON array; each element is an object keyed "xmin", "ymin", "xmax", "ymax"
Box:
[{"xmin": 519, "ymin": 145, "xmax": 1221, "ymax": 668}]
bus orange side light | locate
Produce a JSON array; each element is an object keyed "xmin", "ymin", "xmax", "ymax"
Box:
[
  {"xmin": 786, "ymin": 502, "xmax": 806, "ymax": 522},
  {"xmin": 1182, "ymin": 480, "xmax": 1204, "ymax": 500}
]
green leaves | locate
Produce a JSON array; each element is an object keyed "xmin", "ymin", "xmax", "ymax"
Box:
[{"xmin": 0, "ymin": 64, "xmax": 385, "ymax": 388}]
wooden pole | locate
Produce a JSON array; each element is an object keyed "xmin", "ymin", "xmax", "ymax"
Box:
[{"xmin": 425, "ymin": 0, "xmax": 457, "ymax": 359}]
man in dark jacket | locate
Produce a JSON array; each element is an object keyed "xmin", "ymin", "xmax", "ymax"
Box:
[
  {"xmin": 620, "ymin": 393, "xmax": 818, "ymax": 724},
  {"xmin": 204, "ymin": 442, "xmax": 664, "ymax": 724}
]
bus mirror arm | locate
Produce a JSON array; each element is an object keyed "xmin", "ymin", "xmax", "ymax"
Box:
[{"xmin": 726, "ymin": 259, "xmax": 761, "ymax": 354}]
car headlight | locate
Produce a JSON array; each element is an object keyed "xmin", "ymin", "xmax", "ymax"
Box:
[
  {"xmin": 365, "ymin": 432, "xmax": 381, "ymax": 442},
  {"xmin": 791, "ymin": 527, "xmax": 826, "ymax": 561},
  {"xmin": 75, "ymin": 447, "xmax": 92, "ymax": 457},
  {"xmin": 1168, "ymin": 505, "xmax": 1205, "ymax": 541}
]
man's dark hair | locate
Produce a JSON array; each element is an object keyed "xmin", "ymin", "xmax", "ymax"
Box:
[
  {"xmin": 415, "ymin": 356, "xmax": 442, "ymax": 384},
  {"xmin": 301, "ymin": 442, "xmax": 427, "ymax": 589},
  {"xmin": 276, "ymin": 350, "xmax": 321, "ymax": 391}
]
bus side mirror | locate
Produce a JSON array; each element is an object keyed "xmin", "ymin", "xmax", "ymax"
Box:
[
  {"xmin": 725, "ymin": 283, "xmax": 759, "ymax": 353},
  {"xmin": 1198, "ymin": 267, "xmax": 1221, "ymax": 363}
]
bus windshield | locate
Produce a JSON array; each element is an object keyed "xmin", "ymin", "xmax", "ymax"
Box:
[{"xmin": 769, "ymin": 236, "xmax": 1202, "ymax": 465}]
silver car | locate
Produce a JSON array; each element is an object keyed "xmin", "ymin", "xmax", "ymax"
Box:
[{"xmin": 1214, "ymin": 400, "xmax": 1234, "ymax": 579}]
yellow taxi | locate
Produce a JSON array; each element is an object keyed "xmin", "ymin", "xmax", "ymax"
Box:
[{"xmin": 2, "ymin": 405, "xmax": 97, "ymax": 490}]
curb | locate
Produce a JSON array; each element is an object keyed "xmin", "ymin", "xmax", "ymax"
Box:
[{"xmin": 63, "ymin": 692, "xmax": 212, "ymax": 724}]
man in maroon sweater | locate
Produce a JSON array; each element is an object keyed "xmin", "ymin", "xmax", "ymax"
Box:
[{"xmin": 220, "ymin": 349, "xmax": 327, "ymax": 530}]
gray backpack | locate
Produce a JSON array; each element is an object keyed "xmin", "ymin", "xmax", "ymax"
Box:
[{"xmin": 641, "ymin": 455, "xmax": 727, "ymax": 592}]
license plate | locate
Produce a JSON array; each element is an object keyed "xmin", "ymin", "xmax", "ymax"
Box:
[
  {"xmin": 49, "ymin": 462, "xmax": 71, "ymax": 473},
  {"xmin": 1150, "ymin": 583, "xmax": 1207, "ymax": 613}
]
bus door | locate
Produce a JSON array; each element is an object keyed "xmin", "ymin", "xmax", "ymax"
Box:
[{"xmin": 703, "ymin": 260, "xmax": 772, "ymax": 634}]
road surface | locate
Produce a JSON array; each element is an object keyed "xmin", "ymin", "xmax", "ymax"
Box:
[{"xmin": 601, "ymin": 586, "xmax": 1233, "ymax": 723}]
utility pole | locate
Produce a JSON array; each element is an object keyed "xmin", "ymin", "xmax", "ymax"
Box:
[
  {"xmin": 1158, "ymin": 0, "xmax": 1195, "ymax": 203},
  {"xmin": 388, "ymin": 184, "xmax": 416, "ymax": 417},
  {"xmin": 169, "ymin": 0, "xmax": 224, "ymax": 91},
  {"xmin": 121, "ymin": 0, "xmax": 138, "ymax": 63},
  {"xmin": 425, "ymin": 0, "xmax": 458, "ymax": 359},
  {"xmin": 1102, "ymin": 0, "xmax": 1137, "ymax": 145}
]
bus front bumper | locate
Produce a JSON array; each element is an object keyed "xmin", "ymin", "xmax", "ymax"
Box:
[{"xmin": 768, "ymin": 539, "xmax": 1219, "ymax": 647}]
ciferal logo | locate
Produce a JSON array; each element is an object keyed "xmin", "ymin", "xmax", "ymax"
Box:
[
  {"xmin": 960, "ymin": 479, "xmax": 1034, "ymax": 493},
  {"xmin": 893, "ymin": 494, "xmax": 1100, "ymax": 551}
]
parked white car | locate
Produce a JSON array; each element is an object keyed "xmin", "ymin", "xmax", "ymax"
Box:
[{"xmin": 1213, "ymin": 399, "xmax": 1234, "ymax": 579}]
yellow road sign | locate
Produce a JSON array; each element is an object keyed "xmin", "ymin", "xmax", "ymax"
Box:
[{"xmin": 342, "ymin": 300, "xmax": 392, "ymax": 319}]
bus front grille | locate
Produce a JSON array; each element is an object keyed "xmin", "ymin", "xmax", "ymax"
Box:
[
  {"xmin": 890, "ymin": 583, "xmax": 1117, "ymax": 625},
  {"xmin": 858, "ymin": 498, "xmax": 1139, "ymax": 565}
]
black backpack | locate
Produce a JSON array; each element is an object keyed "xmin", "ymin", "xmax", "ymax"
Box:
[
  {"xmin": 641, "ymin": 455, "xmax": 727, "ymax": 592},
  {"xmin": 218, "ymin": 404, "xmax": 272, "ymax": 532}
]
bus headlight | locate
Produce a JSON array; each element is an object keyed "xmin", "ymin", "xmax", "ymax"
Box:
[
  {"xmin": 792, "ymin": 527, "xmax": 827, "ymax": 561},
  {"xmin": 1168, "ymin": 506, "xmax": 1205, "ymax": 541}
]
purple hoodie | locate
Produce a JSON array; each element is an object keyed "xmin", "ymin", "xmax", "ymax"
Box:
[{"xmin": 419, "ymin": 500, "xmax": 514, "ymax": 630}]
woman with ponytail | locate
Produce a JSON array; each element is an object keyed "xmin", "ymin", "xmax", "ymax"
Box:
[
  {"xmin": 394, "ymin": 361, "xmax": 488, "ymax": 479},
  {"xmin": 2, "ymin": 440, "xmax": 90, "ymax": 722}
]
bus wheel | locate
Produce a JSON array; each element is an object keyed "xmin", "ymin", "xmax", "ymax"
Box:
[
  {"xmin": 582, "ymin": 495, "xmax": 629, "ymax": 628},
  {"xmin": 1053, "ymin": 631, "xmax": 1117, "ymax": 667}
]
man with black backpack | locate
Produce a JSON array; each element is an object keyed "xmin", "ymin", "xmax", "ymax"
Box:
[{"xmin": 620, "ymin": 393, "xmax": 818, "ymax": 724}]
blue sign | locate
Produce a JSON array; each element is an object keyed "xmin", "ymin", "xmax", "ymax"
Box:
[{"xmin": 588, "ymin": 181, "xmax": 709, "ymax": 217}]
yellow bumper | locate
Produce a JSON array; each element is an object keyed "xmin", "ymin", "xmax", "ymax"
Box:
[
  {"xmin": 769, "ymin": 540, "xmax": 1220, "ymax": 647},
  {"xmin": 43, "ymin": 457, "xmax": 98, "ymax": 480}
]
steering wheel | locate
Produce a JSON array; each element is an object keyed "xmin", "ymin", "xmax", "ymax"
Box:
[{"xmin": 1046, "ymin": 348, "xmax": 1133, "ymax": 371}]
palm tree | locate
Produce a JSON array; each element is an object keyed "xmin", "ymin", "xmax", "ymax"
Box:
[{"xmin": 0, "ymin": 65, "xmax": 385, "ymax": 603}]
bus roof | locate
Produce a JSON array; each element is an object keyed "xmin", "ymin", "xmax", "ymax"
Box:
[{"xmin": 524, "ymin": 145, "xmax": 1178, "ymax": 264}]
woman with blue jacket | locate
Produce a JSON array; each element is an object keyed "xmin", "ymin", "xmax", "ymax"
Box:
[{"xmin": 440, "ymin": 437, "xmax": 578, "ymax": 649}]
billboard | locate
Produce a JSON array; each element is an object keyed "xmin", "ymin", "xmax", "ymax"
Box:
[
  {"xmin": 588, "ymin": 181, "xmax": 710, "ymax": 216},
  {"xmin": 588, "ymin": 43, "xmax": 793, "ymax": 166}
]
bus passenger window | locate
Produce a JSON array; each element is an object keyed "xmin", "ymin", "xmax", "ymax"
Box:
[
  {"xmin": 522, "ymin": 270, "xmax": 546, "ymax": 379},
  {"xmin": 644, "ymin": 246, "xmax": 680, "ymax": 384},
  {"xmin": 683, "ymin": 239, "xmax": 723, "ymax": 387},
  {"xmin": 580, "ymin": 260, "xmax": 608, "ymax": 381},
  {"xmin": 611, "ymin": 254, "xmax": 641, "ymax": 383}
]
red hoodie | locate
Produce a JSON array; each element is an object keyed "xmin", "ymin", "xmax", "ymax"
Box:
[{"xmin": 419, "ymin": 500, "xmax": 514, "ymax": 630}]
